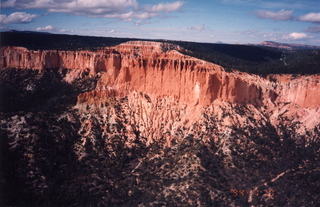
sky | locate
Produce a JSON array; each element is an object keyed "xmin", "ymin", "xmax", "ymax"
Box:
[{"xmin": 1, "ymin": 0, "xmax": 320, "ymax": 46}]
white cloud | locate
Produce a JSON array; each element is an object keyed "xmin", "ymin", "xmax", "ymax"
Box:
[
  {"xmin": 222, "ymin": 0, "xmax": 318, "ymax": 10},
  {"xmin": 36, "ymin": 25, "xmax": 55, "ymax": 31},
  {"xmin": 254, "ymin": 9, "xmax": 293, "ymax": 21},
  {"xmin": 282, "ymin": 32, "xmax": 309, "ymax": 40},
  {"xmin": 0, "ymin": 12, "xmax": 39, "ymax": 24},
  {"xmin": 135, "ymin": 20, "xmax": 151, "ymax": 26},
  {"xmin": 3, "ymin": 0, "xmax": 138, "ymax": 12},
  {"xmin": 35, "ymin": 25, "xmax": 67, "ymax": 33},
  {"xmin": 2, "ymin": 0, "xmax": 16, "ymax": 7},
  {"xmin": 135, "ymin": 20, "xmax": 142, "ymax": 26},
  {"xmin": 46, "ymin": 0, "xmax": 139, "ymax": 17},
  {"xmin": 107, "ymin": 29, "xmax": 116, "ymax": 33},
  {"xmin": 2, "ymin": 0, "xmax": 184, "ymax": 21},
  {"xmin": 102, "ymin": 11, "xmax": 158, "ymax": 21},
  {"xmin": 143, "ymin": 1, "xmax": 185, "ymax": 13},
  {"xmin": 298, "ymin": 12, "xmax": 320, "ymax": 23},
  {"xmin": 187, "ymin": 24, "xmax": 207, "ymax": 31}
]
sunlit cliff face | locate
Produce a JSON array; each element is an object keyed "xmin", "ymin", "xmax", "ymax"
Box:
[
  {"xmin": 1, "ymin": 41, "xmax": 320, "ymax": 206},
  {"xmin": 1, "ymin": 41, "xmax": 320, "ymax": 137}
]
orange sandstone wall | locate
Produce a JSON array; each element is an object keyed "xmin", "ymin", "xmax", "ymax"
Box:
[
  {"xmin": 268, "ymin": 74, "xmax": 320, "ymax": 109},
  {"xmin": 1, "ymin": 43, "xmax": 319, "ymax": 109},
  {"xmin": 0, "ymin": 46, "xmax": 121, "ymax": 74}
]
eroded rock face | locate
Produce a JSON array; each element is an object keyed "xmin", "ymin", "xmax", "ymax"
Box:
[
  {"xmin": 1, "ymin": 41, "xmax": 320, "ymax": 206},
  {"xmin": 268, "ymin": 74, "xmax": 320, "ymax": 109},
  {"xmin": 1, "ymin": 43, "xmax": 263, "ymax": 106},
  {"xmin": 1, "ymin": 41, "xmax": 319, "ymax": 136}
]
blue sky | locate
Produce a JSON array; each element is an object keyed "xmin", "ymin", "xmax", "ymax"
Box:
[{"xmin": 1, "ymin": 0, "xmax": 320, "ymax": 45}]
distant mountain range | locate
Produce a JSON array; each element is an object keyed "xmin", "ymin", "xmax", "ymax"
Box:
[
  {"xmin": 6, "ymin": 29, "xmax": 51, "ymax": 35},
  {"xmin": 254, "ymin": 41, "xmax": 320, "ymax": 50}
]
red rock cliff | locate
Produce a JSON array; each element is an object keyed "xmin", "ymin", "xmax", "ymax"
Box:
[
  {"xmin": 267, "ymin": 74, "xmax": 320, "ymax": 109},
  {"xmin": 1, "ymin": 42, "xmax": 319, "ymax": 110},
  {"xmin": 0, "ymin": 46, "xmax": 121, "ymax": 75},
  {"xmin": 1, "ymin": 42, "xmax": 264, "ymax": 107}
]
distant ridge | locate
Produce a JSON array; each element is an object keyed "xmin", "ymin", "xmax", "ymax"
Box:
[
  {"xmin": 257, "ymin": 41, "xmax": 320, "ymax": 50},
  {"xmin": 215, "ymin": 41, "xmax": 226, "ymax": 44},
  {"xmin": 6, "ymin": 30, "xmax": 52, "ymax": 35}
]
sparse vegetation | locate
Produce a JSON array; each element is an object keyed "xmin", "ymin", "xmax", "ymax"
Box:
[
  {"xmin": 1, "ymin": 31, "xmax": 319, "ymax": 206},
  {"xmin": 1, "ymin": 101, "xmax": 319, "ymax": 206}
]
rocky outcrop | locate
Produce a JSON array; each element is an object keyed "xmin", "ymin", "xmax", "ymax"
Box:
[
  {"xmin": 1, "ymin": 42, "xmax": 319, "ymax": 133},
  {"xmin": 1, "ymin": 41, "xmax": 320, "ymax": 207},
  {"xmin": 268, "ymin": 74, "xmax": 320, "ymax": 109},
  {"xmin": 0, "ymin": 46, "xmax": 124, "ymax": 80},
  {"xmin": 0, "ymin": 43, "xmax": 269, "ymax": 107}
]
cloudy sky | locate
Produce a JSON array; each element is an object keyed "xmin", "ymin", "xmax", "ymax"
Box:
[{"xmin": 1, "ymin": 0, "xmax": 320, "ymax": 45}]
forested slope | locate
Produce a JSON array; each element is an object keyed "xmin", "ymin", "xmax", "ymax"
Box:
[{"xmin": 2, "ymin": 31, "xmax": 320, "ymax": 75}]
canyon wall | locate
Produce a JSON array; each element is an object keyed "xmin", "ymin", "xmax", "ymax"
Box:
[
  {"xmin": 0, "ymin": 42, "xmax": 270, "ymax": 107},
  {"xmin": 267, "ymin": 74, "xmax": 320, "ymax": 109},
  {"xmin": 1, "ymin": 42, "xmax": 319, "ymax": 134},
  {"xmin": 0, "ymin": 46, "xmax": 120, "ymax": 74},
  {"xmin": 2, "ymin": 41, "xmax": 320, "ymax": 207}
]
